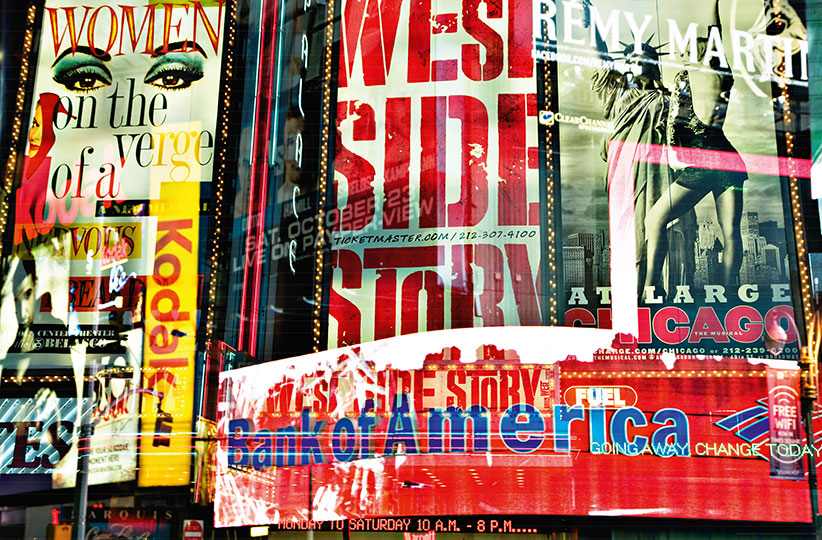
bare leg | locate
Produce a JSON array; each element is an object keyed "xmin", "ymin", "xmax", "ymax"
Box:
[
  {"xmin": 643, "ymin": 182, "xmax": 707, "ymax": 295},
  {"xmin": 714, "ymin": 186, "xmax": 744, "ymax": 288}
]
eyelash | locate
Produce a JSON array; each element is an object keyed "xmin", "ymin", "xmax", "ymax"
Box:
[
  {"xmin": 53, "ymin": 66, "xmax": 111, "ymax": 93},
  {"xmin": 144, "ymin": 65, "xmax": 203, "ymax": 90}
]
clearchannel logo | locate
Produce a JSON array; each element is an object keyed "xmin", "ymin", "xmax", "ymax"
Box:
[{"xmin": 538, "ymin": 110, "xmax": 612, "ymax": 133}]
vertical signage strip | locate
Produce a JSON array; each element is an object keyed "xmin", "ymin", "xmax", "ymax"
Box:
[
  {"xmin": 767, "ymin": 366, "xmax": 805, "ymax": 480},
  {"xmin": 140, "ymin": 181, "xmax": 200, "ymax": 486}
]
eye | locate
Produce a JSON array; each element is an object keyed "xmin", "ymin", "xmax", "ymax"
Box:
[
  {"xmin": 52, "ymin": 63, "xmax": 111, "ymax": 93},
  {"xmin": 144, "ymin": 61, "xmax": 204, "ymax": 91}
]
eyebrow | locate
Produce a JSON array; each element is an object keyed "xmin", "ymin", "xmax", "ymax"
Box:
[
  {"xmin": 52, "ymin": 47, "xmax": 112, "ymax": 66},
  {"xmin": 152, "ymin": 41, "xmax": 207, "ymax": 59}
]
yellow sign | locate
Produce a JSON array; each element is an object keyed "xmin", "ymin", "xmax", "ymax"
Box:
[
  {"xmin": 139, "ymin": 181, "xmax": 199, "ymax": 486},
  {"xmin": 13, "ymin": 222, "xmax": 143, "ymax": 260}
]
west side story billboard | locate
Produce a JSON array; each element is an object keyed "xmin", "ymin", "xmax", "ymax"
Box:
[
  {"xmin": 0, "ymin": 0, "xmax": 226, "ymax": 491},
  {"xmin": 328, "ymin": 0, "xmax": 809, "ymax": 359}
]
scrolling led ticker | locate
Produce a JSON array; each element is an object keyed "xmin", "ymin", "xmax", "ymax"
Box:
[{"xmin": 269, "ymin": 517, "xmax": 540, "ymax": 534}]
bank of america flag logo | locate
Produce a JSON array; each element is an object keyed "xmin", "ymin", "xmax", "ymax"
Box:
[
  {"xmin": 714, "ymin": 399, "xmax": 822, "ymax": 465},
  {"xmin": 715, "ymin": 399, "xmax": 769, "ymax": 444}
]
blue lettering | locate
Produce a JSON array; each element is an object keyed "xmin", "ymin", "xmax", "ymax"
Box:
[
  {"xmin": 332, "ymin": 418, "xmax": 357, "ymax": 462},
  {"xmin": 358, "ymin": 399, "xmax": 377, "ymax": 459},
  {"xmin": 553, "ymin": 405, "xmax": 585, "ymax": 452},
  {"xmin": 589, "ymin": 405, "xmax": 606, "ymax": 450},
  {"xmin": 275, "ymin": 426, "xmax": 297, "ymax": 467},
  {"xmin": 651, "ymin": 408, "xmax": 690, "ymax": 456},
  {"xmin": 228, "ymin": 418, "xmax": 251, "ymax": 467},
  {"xmin": 252, "ymin": 429, "xmax": 273, "ymax": 470},
  {"xmin": 500, "ymin": 403, "xmax": 545, "ymax": 453},
  {"xmin": 427, "ymin": 405, "xmax": 490, "ymax": 453},
  {"xmin": 610, "ymin": 407, "xmax": 648, "ymax": 456},
  {"xmin": 384, "ymin": 394, "xmax": 419, "ymax": 455},
  {"xmin": 301, "ymin": 408, "xmax": 327, "ymax": 465}
]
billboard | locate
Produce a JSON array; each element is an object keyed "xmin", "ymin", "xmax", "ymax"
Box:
[
  {"xmin": 0, "ymin": 0, "xmax": 227, "ymax": 490},
  {"xmin": 327, "ymin": 0, "xmax": 809, "ymax": 360},
  {"xmin": 0, "ymin": 396, "xmax": 91, "ymax": 477},
  {"xmin": 52, "ymin": 330, "xmax": 144, "ymax": 488},
  {"xmin": 551, "ymin": 0, "xmax": 807, "ymax": 357},
  {"xmin": 215, "ymin": 326, "xmax": 818, "ymax": 526},
  {"xmin": 329, "ymin": 0, "xmax": 544, "ymax": 347}
]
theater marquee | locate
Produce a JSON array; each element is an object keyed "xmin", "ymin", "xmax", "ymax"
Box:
[{"xmin": 215, "ymin": 326, "xmax": 814, "ymax": 526}]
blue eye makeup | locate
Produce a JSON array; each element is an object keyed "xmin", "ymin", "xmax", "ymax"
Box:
[
  {"xmin": 52, "ymin": 54, "xmax": 112, "ymax": 93},
  {"xmin": 144, "ymin": 53, "xmax": 204, "ymax": 91}
]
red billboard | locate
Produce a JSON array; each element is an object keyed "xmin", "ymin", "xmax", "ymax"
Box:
[
  {"xmin": 326, "ymin": 0, "xmax": 809, "ymax": 363},
  {"xmin": 215, "ymin": 327, "xmax": 818, "ymax": 527}
]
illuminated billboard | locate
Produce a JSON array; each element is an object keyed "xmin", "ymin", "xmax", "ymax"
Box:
[
  {"xmin": 326, "ymin": 0, "xmax": 808, "ymax": 360},
  {"xmin": 329, "ymin": 0, "xmax": 543, "ymax": 347},
  {"xmin": 0, "ymin": 397, "xmax": 90, "ymax": 476},
  {"xmin": 215, "ymin": 327, "xmax": 816, "ymax": 526},
  {"xmin": 552, "ymin": 0, "xmax": 807, "ymax": 358},
  {"xmin": 214, "ymin": 0, "xmax": 815, "ymax": 528},
  {"xmin": 1, "ymin": 0, "xmax": 227, "ymax": 490}
]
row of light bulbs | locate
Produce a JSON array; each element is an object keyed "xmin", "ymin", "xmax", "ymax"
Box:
[{"xmin": 0, "ymin": 6, "xmax": 36, "ymax": 259}]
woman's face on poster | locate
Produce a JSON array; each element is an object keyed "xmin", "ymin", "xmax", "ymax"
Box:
[
  {"xmin": 50, "ymin": 43, "xmax": 206, "ymax": 95},
  {"xmin": 13, "ymin": 271, "xmax": 35, "ymax": 328},
  {"xmin": 41, "ymin": 32, "xmax": 220, "ymax": 201}
]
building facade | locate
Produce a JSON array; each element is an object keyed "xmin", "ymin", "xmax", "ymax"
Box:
[{"xmin": 0, "ymin": 0, "xmax": 820, "ymax": 539}]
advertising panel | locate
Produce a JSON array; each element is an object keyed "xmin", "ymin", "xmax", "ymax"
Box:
[
  {"xmin": 52, "ymin": 330, "xmax": 144, "ymax": 488},
  {"xmin": 766, "ymin": 365, "xmax": 804, "ymax": 480},
  {"xmin": 328, "ymin": 0, "xmax": 809, "ymax": 360},
  {"xmin": 215, "ymin": 326, "xmax": 818, "ymax": 527},
  {"xmin": 329, "ymin": 0, "xmax": 544, "ymax": 347},
  {"xmin": 0, "ymin": 397, "xmax": 91, "ymax": 476},
  {"xmin": 139, "ymin": 181, "xmax": 200, "ymax": 486},
  {"xmin": 1, "ymin": 0, "xmax": 227, "ymax": 490},
  {"xmin": 549, "ymin": 0, "xmax": 808, "ymax": 357},
  {"xmin": 0, "ymin": 353, "xmax": 141, "ymax": 491}
]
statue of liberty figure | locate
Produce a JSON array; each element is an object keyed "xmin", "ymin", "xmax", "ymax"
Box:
[{"xmin": 583, "ymin": 0, "xmax": 747, "ymax": 303}]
